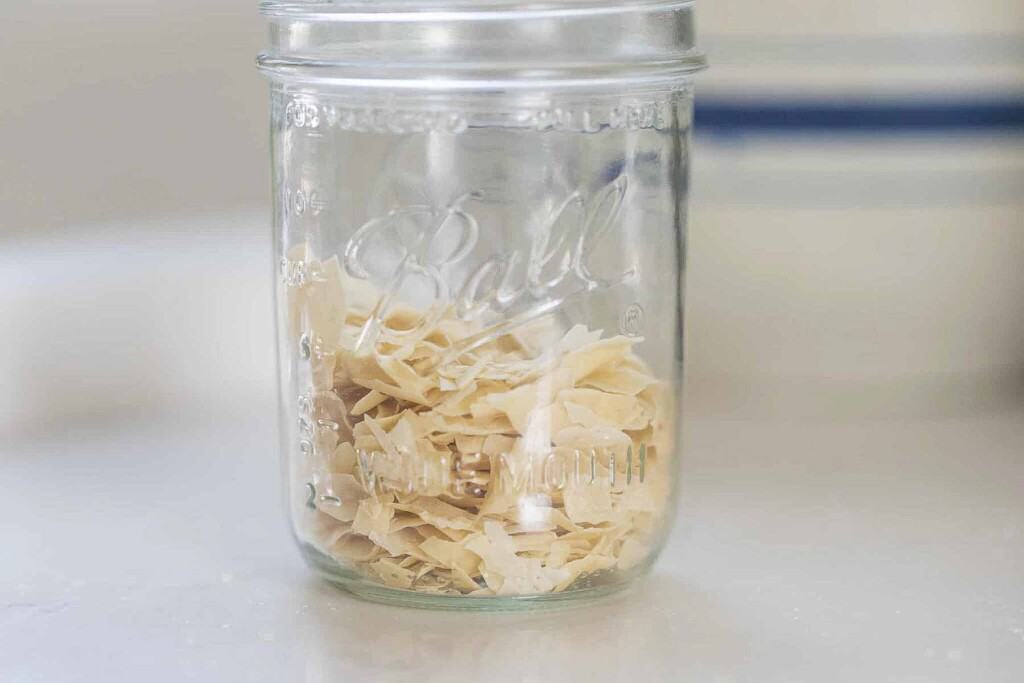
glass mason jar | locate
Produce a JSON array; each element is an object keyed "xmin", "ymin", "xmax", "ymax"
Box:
[{"xmin": 258, "ymin": 0, "xmax": 705, "ymax": 609}]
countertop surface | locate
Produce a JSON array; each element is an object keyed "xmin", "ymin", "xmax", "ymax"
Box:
[{"xmin": 3, "ymin": 402, "xmax": 1023, "ymax": 682}]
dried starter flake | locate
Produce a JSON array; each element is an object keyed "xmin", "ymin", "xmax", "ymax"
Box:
[{"xmin": 291, "ymin": 250, "xmax": 672, "ymax": 596}]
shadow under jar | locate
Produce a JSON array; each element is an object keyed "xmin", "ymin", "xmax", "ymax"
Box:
[{"xmin": 258, "ymin": 0, "xmax": 706, "ymax": 610}]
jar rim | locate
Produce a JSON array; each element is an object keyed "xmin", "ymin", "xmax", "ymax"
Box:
[
  {"xmin": 260, "ymin": 0, "xmax": 695, "ymax": 21},
  {"xmin": 258, "ymin": 0, "xmax": 706, "ymax": 90}
]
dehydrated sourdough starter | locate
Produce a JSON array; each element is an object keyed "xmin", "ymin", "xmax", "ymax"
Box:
[{"xmin": 288, "ymin": 247, "xmax": 672, "ymax": 596}]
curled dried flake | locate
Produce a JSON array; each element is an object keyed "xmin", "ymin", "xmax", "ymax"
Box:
[
  {"xmin": 507, "ymin": 505, "xmax": 579, "ymax": 533},
  {"xmin": 478, "ymin": 566, "xmax": 505, "ymax": 593},
  {"xmin": 581, "ymin": 363, "xmax": 655, "ymax": 395},
  {"xmin": 482, "ymin": 434, "xmax": 516, "ymax": 456},
  {"xmin": 462, "ymin": 522, "xmax": 571, "ymax": 596},
  {"xmin": 553, "ymin": 425, "xmax": 631, "ymax": 449},
  {"xmin": 331, "ymin": 534, "xmax": 382, "ymax": 563},
  {"xmin": 451, "ymin": 565, "xmax": 483, "ymax": 593},
  {"xmin": 435, "ymin": 317, "xmax": 476, "ymax": 342},
  {"xmin": 377, "ymin": 527, "xmax": 435, "ymax": 563},
  {"xmin": 362, "ymin": 415, "xmax": 399, "ymax": 461},
  {"xmin": 312, "ymin": 430, "xmax": 341, "ymax": 464},
  {"xmin": 436, "ymin": 353, "xmax": 488, "ymax": 389},
  {"xmin": 353, "ymin": 434, "xmax": 380, "ymax": 454},
  {"xmin": 512, "ymin": 532, "xmax": 559, "ymax": 553},
  {"xmin": 314, "ymin": 389, "xmax": 354, "ymax": 436},
  {"xmin": 387, "ymin": 412, "xmax": 420, "ymax": 452},
  {"xmin": 415, "ymin": 524, "xmax": 471, "ymax": 543},
  {"xmin": 341, "ymin": 351, "xmax": 391, "ymax": 386},
  {"xmin": 431, "ymin": 413, "xmax": 515, "ymax": 436},
  {"xmin": 327, "ymin": 442, "xmax": 358, "ymax": 475},
  {"xmin": 559, "ymin": 388, "xmax": 649, "ymax": 431},
  {"xmin": 427, "ymin": 432, "xmax": 457, "ymax": 447},
  {"xmin": 314, "ymin": 473, "xmax": 366, "ymax": 522},
  {"xmin": 519, "ymin": 403, "xmax": 569, "ymax": 452},
  {"xmin": 435, "ymin": 527, "xmax": 472, "ymax": 542},
  {"xmin": 412, "ymin": 563, "xmax": 436, "ymax": 581},
  {"xmin": 407, "ymin": 347, "xmax": 443, "ymax": 368},
  {"xmin": 394, "ymin": 497, "xmax": 477, "ymax": 531},
  {"xmin": 433, "ymin": 380, "xmax": 485, "ymax": 417},
  {"xmin": 420, "ymin": 537, "xmax": 481, "ymax": 576},
  {"xmin": 558, "ymin": 324, "xmax": 603, "ymax": 352},
  {"xmin": 546, "ymin": 540, "xmax": 572, "ymax": 569},
  {"xmin": 352, "ymin": 497, "xmax": 394, "ymax": 540},
  {"xmin": 454, "ymin": 434, "xmax": 486, "ymax": 453},
  {"xmin": 378, "ymin": 304, "xmax": 430, "ymax": 338},
  {"xmin": 563, "ymin": 479, "xmax": 616, "ymax": 525},
  {"xmin": 366, "ymin": 397, "xmax": 402, "ymax": 420},
  {"xmin": 351, "ymin": 389, "xmax": 388, "ymax": 415},
  {"xmin": 553, "ymin": 554, "xmax": 616, "ymax": 592},
  {"xmin": 367, "ymin": 410, "xmax": 403, "ymax": 432},
  {"xmin": 413, "ymin": 525, "xmax": 449, "ymax": 542},
  {"xmin": 377, "ymin": 356, "xmax": 434, "ymax": 402},
  {"xmin": 561, "ymin": 336, "xmax": 635, "ymax": 383},
  {"xmin": 484, "ymin": 367, "xmax": 573, "ymax": 434},
  {"xmin": 390, "ymin": 512, "xmax": 427, "ymax": 532},
  {"xmin": 468, "ymin": 395, "xmax": 503, "ymax": 421},
  {"xmin": 369, "ymin": 558, "xmax": 416, "ymax": 589},
  {"xmin": 364, "ymin": 379, "xmax": 432, "ymax": 406}
]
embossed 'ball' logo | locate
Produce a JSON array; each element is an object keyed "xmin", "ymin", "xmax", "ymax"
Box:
[{"xmin": 343, "ymin": 176, "xmax": 636, "ymax": 359}]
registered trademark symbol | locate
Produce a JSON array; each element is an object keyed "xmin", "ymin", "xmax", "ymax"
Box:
[{"xmin": 620, "ymin": 303, "xmax": 644, "ymax": 337}]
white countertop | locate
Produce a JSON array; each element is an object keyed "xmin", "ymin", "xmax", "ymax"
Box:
[
  {"xmin": 3, "ymin": 402, "xmax": 1022, "ymax": 682},
  {"xmin": 2, "ymin": 197, "xmax": 1022, "ymax": 680}
]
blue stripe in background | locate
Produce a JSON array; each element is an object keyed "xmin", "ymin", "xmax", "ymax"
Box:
[{"xmin": 694, "ymin": 98, "xmax": 1024, "ymax": 133}]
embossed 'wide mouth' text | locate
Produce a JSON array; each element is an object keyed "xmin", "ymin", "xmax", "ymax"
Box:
[{"xmin": 310, "ymin": 444, "xmax": 650, "ymax": 502}]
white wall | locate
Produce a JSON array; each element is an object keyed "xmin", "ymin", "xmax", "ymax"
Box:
[
  {"xmin": 0, "ymin": 0, "xmax": 1021, "ymax": 434},
  {"xmin": 0, "ymin": 1, "xmax": 267, "ymax": 234}
]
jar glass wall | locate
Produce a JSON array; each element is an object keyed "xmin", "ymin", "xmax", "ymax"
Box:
[{"xmin": 260, "ymin": 0, "xmax": 704, "ymax": 609}]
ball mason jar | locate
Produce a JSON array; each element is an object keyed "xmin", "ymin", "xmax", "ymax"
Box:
[{"xmin": 258, "ymin": 0, "xmax": 705, "ymax": 609}]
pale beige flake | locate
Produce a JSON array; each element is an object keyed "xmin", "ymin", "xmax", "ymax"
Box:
[
  {"xmin": 351, "ymin": 497, "xmax": 394, "ymax": 539},
  {"xmin": 394, "ymin": 497, "xmax": 477, "ymax": 531},
  {"xmin": 369, "ymin": 558, "xmax": 416, "ymax": 589},
  {"xmin": 553, "ymin": 554, "xmax": 616, "ymax": 592},
  {"xmin": 290, "ymin": 264, "xmax": 670, "ymax": 597},
  {"xmin": 351, "ymin": 389, "xmax": 388, "ymax": 415},
  {"xmin": 581, "ymin": 363, "xmax": 654, "ymax": 395},
  {"xmin": 464, "ymin": 522, "xmax": 570, "ymax": 596},
  {"xmin": 419, "ymin": 537, "xmax": 481, "ymax": 576}
]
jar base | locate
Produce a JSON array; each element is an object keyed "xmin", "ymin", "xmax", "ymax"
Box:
[{"xmin": 299, "ymin": 542, "xmax": 649, "ymax": 612}]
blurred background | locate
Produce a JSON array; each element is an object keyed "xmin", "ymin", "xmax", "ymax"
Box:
[{"xmin": 2, "ymin": 0, "xmax": 1023, "ymax": 435}]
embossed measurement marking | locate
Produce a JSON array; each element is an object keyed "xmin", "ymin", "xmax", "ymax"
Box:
[
  {"xmin": 284, "ymin": 188, "xmax": 328, "ymax": 217},
  {"xmin": 285, "ymin": 99, "xmax": 321, "ymax": 129}
]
